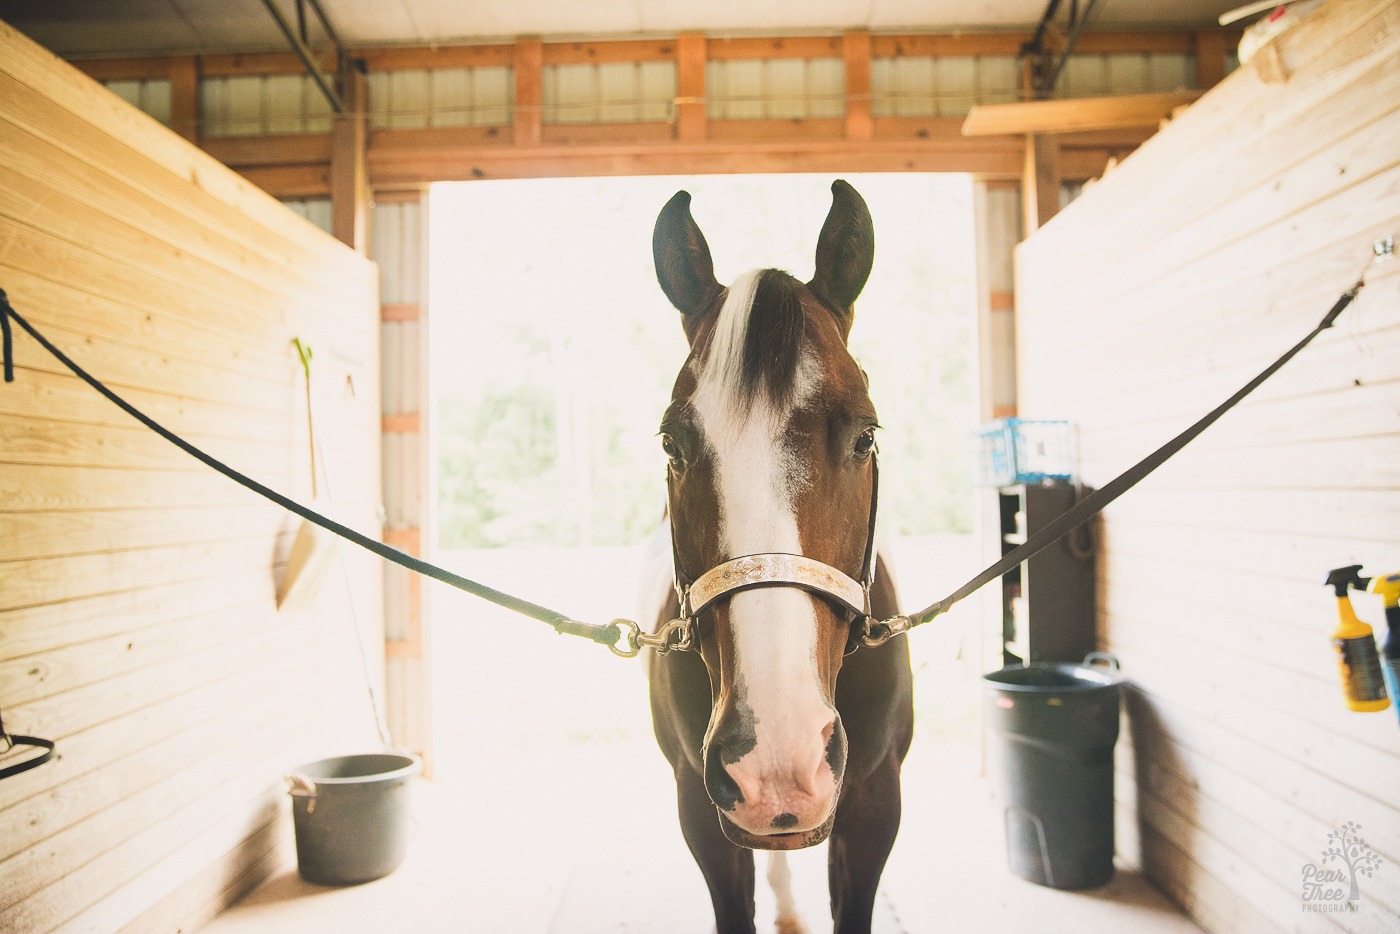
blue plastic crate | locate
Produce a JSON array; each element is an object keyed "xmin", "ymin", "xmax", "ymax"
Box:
[{"xmin": 976, "ymin": 418, "xmax": 1074, "ymax": 488}]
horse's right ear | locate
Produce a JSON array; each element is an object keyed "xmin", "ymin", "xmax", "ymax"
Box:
[{"xmin": 653, "ymin": 191, "xmax": 721, "ymax": 331}]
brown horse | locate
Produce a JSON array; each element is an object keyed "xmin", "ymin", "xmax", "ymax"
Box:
[{"xmin": 646, "ymin": 180, "xmax": 914, "ymax": 934}]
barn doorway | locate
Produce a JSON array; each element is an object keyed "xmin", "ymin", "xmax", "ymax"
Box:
[{"xmin": 423, "ymin": 174, "xmax": 987, "ymax": 925}]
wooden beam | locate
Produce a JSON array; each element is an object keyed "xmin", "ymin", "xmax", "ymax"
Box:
[
  {"xmin": 383, "ymin": 527, "xmax": 420, "ymax": 554},
  {"xmin": 1194, "ymin": 30, "xmax": 1231, "ymax": 88},
  {"xmin": 544, "ymin": 39, "xmax": 675, "ymax": 65},
  {"xmin": 963, "ymin": 91, "xmax": 1203, "ymax": 136},
  {"xmin": 72, "ymin": 57, "xmax": 170, "ymax": 81},
  {"xmin": 189, "ymin": 136, "xmax": 1129, "ymax": 197},
  {"xmin": 354, "ymin": 43, "xmax": 513, "ymax": 71},
  {"xmin": 1022, "ymin": 133, "xmax": 1061, "ymax": 235},
  {"xmin": 368, "ymin": 137, "xmax": 1028, "ymax": 186},
  {"xmin": 873, "ymin": 34, "xmax": 1026, "ymax": 57},
  {"xmin": 514, "ymin": 38, "xmax": 543, "ymax": 147},
  {"xmin": 201, "ymin": 133, "xmax": 333, "ymax": 167},
  {"xmin": 370, "ymin": 189, "xmax": 423, "ymax": 205},
  {"xmin": 199, "ymin": 50, "xmax": 334, "ymax": 77},
  {"xmin": 675, "ymin": 33, "xmax": 707, "ymax": 142},
  {"xmin": 234, "ymin": 164, "xmax": 331, "ymax": 198},
  {"xmin": 331, "ymin": 67, "xmax": 370, "ymax": 253},
  {"xmin": 709, "ymin": 118, "xmax": 843, "ymax": 143},
  {"xmin": 381, "ymin": 303, "xmax": 420, "ymax": 322},
  {"xmin": 707, "ymin": 36, "xmax": 841, "ymax": 60},
  {"xmin": 382, "ymin": 413, "xmax": 420, "ymax": 433},
  {"xmin": 543, "ymin": 121, "xmax": 673, "ymax": 146},
  {"xmin": 843, "ymin": 31, "xmax": 873, "ymax": 141},
  {"xmin": 168, "ymin": 56, "xmax": 199, "ymax": 144}
]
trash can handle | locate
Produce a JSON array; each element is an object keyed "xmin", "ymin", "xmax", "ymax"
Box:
[
  {"xmin": 1083, "ymin": 651, "xmax": 1119, "ymax": 672},
  {"xmin": 286, "ymin": 773, "xmax": 317, "ymax": 797}
]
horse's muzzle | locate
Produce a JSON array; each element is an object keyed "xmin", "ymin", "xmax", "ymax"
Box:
[{"xmin": 702, "ymin": 713, "xmax": 848, "ymax": 850}]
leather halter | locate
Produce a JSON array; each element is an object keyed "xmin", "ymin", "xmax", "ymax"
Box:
[{"xmin": 668, "ymin": 454, "xmax": 879, "ymax": 653}]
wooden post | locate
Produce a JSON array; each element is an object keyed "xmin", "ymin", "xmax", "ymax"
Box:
[
  {"xmin": 331, "ymin": 65, "xmax": 370, "ymax": 253},
  {"xmin": 843, "ymin": 30, "xmax": 873, "ymax": 140},
  {"xmin": 168, "ymin": 56, "xmax": 199, "ymax": 144},
  {"xmin": 1194, "ymin": 30, "xmax": 1230, "ymax": 89},
  {"xmin": 1022, "ymin": 132, "xmax": 1061, "ymax": 236},
  {"xmin": 514, "ymin": 38, "xmax": 543, "ymax": 147},
  {"xmin": 675, "ymin": 33, "xmax": 707, "ymax": 141}
]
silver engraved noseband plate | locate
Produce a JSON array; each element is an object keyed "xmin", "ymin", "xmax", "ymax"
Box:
[{"xmin": 685, "ymin": 553, "xmax": 868, "ymax": 619}]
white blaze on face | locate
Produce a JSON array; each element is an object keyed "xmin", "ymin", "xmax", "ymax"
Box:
[{"xmin": 690, "ymin": 270, "xmax": 832, "ymax": 787}]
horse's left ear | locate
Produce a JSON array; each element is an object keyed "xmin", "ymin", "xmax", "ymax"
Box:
[
  {"xmin": 653, "ymin": 190, "xmax": 722, "ymax": 341},
  {"xmin": 809, "ymin": 179, "xmax": 874, "ymax": 337}
]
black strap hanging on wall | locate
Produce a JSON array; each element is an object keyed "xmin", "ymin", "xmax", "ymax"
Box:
[{"xmin": 0, "ymin": 704, "xmax": 56, "ymax": 781}]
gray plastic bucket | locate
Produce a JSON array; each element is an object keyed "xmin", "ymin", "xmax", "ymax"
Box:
[
  {"xmin": 983, "ymin": 653, "xmax": 1121, "ymax": 890},
  {"xmin": 286, "ymin": 752, "xmax": 421, "ymax": 885}
]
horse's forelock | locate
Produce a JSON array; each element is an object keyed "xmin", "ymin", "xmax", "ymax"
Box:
[{"xmin": 699, "ymin": 269, "xmax": 807, "ymax": 418}]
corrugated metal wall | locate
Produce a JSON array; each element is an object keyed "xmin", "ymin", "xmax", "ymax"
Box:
[{"xmin": 371, "ymin": 197, "xmax": 434, "ymax": 771}]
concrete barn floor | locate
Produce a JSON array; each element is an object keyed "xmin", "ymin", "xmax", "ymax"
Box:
[
  {"xmin": 204, "ymin": 539, "xmax": 1204, "ymax": 934},
  {"xmin": 203, "ymin": 743, "xmax": 1202, "ymax": 934}
]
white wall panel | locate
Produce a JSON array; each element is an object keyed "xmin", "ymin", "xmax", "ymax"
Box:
[
  {"xmin": 872, "ymin": 55, "xmax": 1019, "ymax": 117},
  {"xmin": 707, "ymin": 57, "xmax": 843, "ymax": 120},
  {"xmin": 200, "ymin": 74, "xmax": 330, "ymax": 136},
  {"xmin": 369, "ymin": 66, "xmax": 513, "ymax": 128},
  {"xmin": 104, "ymin": 79, "xmax": 172, "ymax": 126},
  {"xmin": 281, "ymin": 197, "xmax": 333, "ymax": 235},
  {"xmin": 543, "ymin": 61, "xmax": 675, "ymax": 123}
]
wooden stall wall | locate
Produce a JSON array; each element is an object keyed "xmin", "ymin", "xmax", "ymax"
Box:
[
  {"xmin": 0, "ymin": 22, "xmax": 383, "ymax": 933},
  {"xmin": 1014, "ymin": 2, "xmax": 1400, "ymax": 931}
]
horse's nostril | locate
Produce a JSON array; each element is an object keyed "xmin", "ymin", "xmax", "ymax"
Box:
[{"xmin": 704, "ymin": 745, "xmax": 744, "ymax": 811}]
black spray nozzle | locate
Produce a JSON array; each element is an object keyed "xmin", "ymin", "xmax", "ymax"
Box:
[{"xmin": 1324, "ymin": 565, "xmax": 1371, "ymax": 597}]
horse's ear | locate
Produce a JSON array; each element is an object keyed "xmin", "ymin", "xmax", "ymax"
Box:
[
  {"xmin": 653, "ymin": 191, "xmax": 722, "ymax": 331},
  {"xmin": 809, "ymin": 180, "xmax": 874, "ymax": 335}
]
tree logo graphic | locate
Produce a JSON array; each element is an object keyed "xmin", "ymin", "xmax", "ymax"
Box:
[{"xmin": 1301, "ymin": 822, "xmax": 1384, "ymax": 912}]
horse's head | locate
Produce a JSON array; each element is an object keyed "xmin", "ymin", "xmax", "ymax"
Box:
[{"xmin": 653, "ymin": 180, "xmax": 878, "ymax": 850}]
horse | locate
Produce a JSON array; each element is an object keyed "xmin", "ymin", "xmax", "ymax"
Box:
[{"xmin": 645, "ymin": 180, "xmax": 914, "ymax": 934}]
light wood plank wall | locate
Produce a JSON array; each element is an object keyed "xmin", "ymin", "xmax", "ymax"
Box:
[
  {"xmin": 1014, "ymin": 2, "xmax": 1400, "ymax": 931},
  {"xmin": 0, "ymin": 21, "xmax": 384, "ymax": 933}
]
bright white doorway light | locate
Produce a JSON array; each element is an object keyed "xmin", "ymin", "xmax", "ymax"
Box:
[{"xmin": 428, "ymin": 174, "xmax": 978, "ymax": 554}]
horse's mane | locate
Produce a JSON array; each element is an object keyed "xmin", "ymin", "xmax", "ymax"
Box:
[{"xmin": 700, "ymin": 268, "xmax": 806, "ymax": 417}]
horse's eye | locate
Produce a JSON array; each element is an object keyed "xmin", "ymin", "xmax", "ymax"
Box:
[
  {"xmin": 854, "ymin": 427, "xmax": 877, "ymax": 460},
  {"xmin": 661, "ymin": 433, "xmax": 683, "ymax": 463}
]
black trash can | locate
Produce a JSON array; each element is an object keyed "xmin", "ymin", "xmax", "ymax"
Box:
[{"xmin": 983, "ymin": 652, "xmax": 1121, "ymax": 890}]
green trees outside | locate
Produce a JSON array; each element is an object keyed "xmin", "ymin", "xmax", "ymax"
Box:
[{"xmin": 431, "ymin": 174, "xmax": 977, "ymax": 549}]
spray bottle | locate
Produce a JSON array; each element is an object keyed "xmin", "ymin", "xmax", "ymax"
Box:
[
  {"xmin": 1323, "ymin": 566, "xmax": 1388, "ymax": 712},
  {"xmin": 1365, "ymin": 571, "xmax": 1400, "ymax": 725}
]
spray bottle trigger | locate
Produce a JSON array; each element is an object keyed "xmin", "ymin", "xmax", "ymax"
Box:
[{"xmin": 1324, "ymin": 565, "xmax": 1366, "ymax": 597}]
